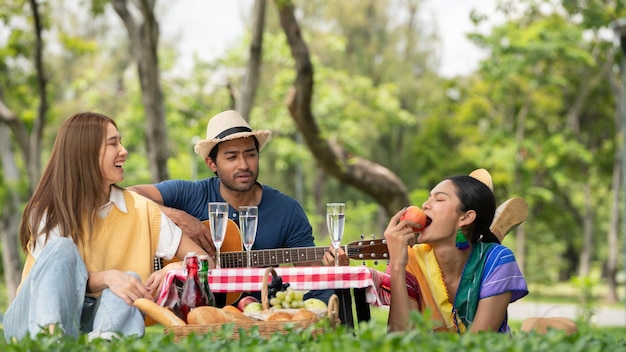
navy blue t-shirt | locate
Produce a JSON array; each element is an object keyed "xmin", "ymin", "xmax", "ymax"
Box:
[{"xmin": 155, "ymin": 177, "xmax": 332, "ymax": 303}]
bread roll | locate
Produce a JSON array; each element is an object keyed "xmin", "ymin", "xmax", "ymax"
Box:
[
  {"xmin": 187, "ymin": 306, "xmax": 228, "ymax": 325},
  {"xmin": 292, "ymin": 308, "xmax": 318, "ymax": 321},
  {"xmin": 266, "ymin": 311, "xmax": 293, "ymax": 321},
  {"xmin": 222, "ymin": 305, "xmax": 254, "ymax": 322},
  {"xmin": 133, "ymin": 298, "xmax": 186, "ymax": 326},
  {"xmin": 223, "ymin": 305, "xmax": 243, "ymax": 313}
]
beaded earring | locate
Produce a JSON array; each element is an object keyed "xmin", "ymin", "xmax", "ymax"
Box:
[{"xmin": 456, "ymin": 228, "xmax": 470, "ymax": 250}]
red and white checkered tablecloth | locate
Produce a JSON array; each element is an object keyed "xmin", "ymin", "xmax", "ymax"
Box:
[{"xmin": 156, "ymin": 266, "xmax": 386, "ymax": 307}]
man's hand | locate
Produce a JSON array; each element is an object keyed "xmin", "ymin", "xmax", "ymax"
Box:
[
  {"xmin": 322, "ymin": 246, "xmax": 349, "ymax": 266},
  {"xmin": 161, "ymin": 206, "xmax": 216, "ymax": 253}
]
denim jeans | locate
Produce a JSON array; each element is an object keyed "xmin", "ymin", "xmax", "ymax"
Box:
[{"xmin": 3, "ymin": 237, "xmax": 145, "ymax": 340}]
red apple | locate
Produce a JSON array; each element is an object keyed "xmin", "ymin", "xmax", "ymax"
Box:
[
  {"xmin": 400, "ymin": 206, "xmax": 428, "ymax": 232},
  {"xmin": 237, "ymin": 295, "xmax": 260, "ymax": 312}
]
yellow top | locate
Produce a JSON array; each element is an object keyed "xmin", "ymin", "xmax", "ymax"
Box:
[
  {"xmin": 19, "ymin": 189, "xmax": 161, "ymax": 294},
  {"xmin": 408, "ymin": 244, "xmax": 467, "ymax": 333}
]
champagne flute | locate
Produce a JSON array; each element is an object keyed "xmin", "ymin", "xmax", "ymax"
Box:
[
  {"xmin": 326, "ymin": 203, "xmax": 345, "ymax": 267},
  {"xmin": 239, "ymin": 206, "xmax": 258, "ymax": 268},
  {"xmin": 208, "ymin": 202, "xmax": 229, "ymax": 269}
]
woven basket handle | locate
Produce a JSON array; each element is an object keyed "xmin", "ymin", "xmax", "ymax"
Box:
[
  {"xmin": 261, "ymin": 267, "xmax": 277, "ymax": 311},
  {"xmin": 326, "ymin": 294, "xmax": 339, "ymax": 320},
  {"xmin": 262, "ymin": 267, "xmax": 339, "ymax": 321}
]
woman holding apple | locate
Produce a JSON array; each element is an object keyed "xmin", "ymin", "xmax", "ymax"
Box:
[{"xmin": 382, "ymin": 175, "xmax": 528, "ymax": 333}]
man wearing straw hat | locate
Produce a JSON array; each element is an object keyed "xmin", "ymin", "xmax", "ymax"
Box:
[{"xmin": 130, "ymin": 110, "xmax": 336, "ymax": 306}]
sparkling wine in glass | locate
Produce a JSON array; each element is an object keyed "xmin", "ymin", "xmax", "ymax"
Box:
[
  {"xmin": 239, "ymin": 206, "xmax": 258, "ymax": 268},
  {"xmin": 326, "ymin": 203, "xmax": 346, "ymax": 267},
  {"xmin": 208, "ymin": 202, "xmax": 229, "ymax": 269}
]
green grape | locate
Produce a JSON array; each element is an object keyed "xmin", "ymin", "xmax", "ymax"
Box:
[
  {"xmin": 275, "ymin": 291, "xmax": 286, "ymax": 300},
  {"xmin": 281, "ymin": 301, "xmax": 290, "ymax": 309},
  {"xmin": 270, "ymin": 298, "xmax": 280, "ymax": 306},
  {"xmin": 294, "ymin": 291, "xmax": 304, "ymax": 301}
]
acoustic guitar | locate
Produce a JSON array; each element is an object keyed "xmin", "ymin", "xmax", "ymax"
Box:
[{"xmin": 159, "ymin": 219, "xmax": 389, "ymax": 305}]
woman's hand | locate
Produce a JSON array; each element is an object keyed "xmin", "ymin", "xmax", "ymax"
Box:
[
  {"xmin": 322, "ymin": 246, "xmax": 349, "ymax": 266},
  {"xmin": 384, "ymin": 208, "xmax": 419, "ymax": 270},
  {"xmin": 145, "ymin": 261, "xmax": 183, "ymax": 297},
  {"xmin": 101, "ymin": 270, "xmax": 153, "ymax": 306}
]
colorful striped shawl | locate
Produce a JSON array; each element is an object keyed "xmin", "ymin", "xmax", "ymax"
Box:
[
  {"xmin": 382, "ymin": 242, "xmax": 506, "ymax": 333},
  {"xmin": 380, "ymin": 242, "xmax": 527, "ymax": 333}
]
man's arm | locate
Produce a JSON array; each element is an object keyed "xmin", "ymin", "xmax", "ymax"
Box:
[
  {"xmin": 128, "ymin": 184, "xmax": 215, "ymax": 253},
  {"xmin": 127, "ymin": 184, "xmax": 164, "ymax": 204}
]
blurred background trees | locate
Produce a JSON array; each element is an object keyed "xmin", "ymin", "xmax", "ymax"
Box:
[{"xmin": 0, "ymin": 0, "xmax": 625, "ymax": 308}]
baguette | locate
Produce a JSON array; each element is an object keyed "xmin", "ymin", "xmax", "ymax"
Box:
[{"xmin": 133, "ymin": 298, "xmax": 186, "ymax": 326}]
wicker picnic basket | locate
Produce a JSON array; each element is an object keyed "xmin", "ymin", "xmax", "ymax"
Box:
[{"xmin": 165, "ymin": 267, "xmax": 340, "ymax": 342}]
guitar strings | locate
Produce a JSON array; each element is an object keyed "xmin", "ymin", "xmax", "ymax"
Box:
[{"xmin": 219, "ymin": 247, "xmax": 330, "ymax": 268}]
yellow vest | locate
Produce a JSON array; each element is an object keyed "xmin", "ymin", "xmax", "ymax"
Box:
[{"xmin": 19, "ymin": 190, "xmax": 161, "ymax": 293}]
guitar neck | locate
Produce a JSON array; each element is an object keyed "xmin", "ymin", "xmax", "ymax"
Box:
[{"xmin": 219, "ymin": 246, "xmax": 332, "ymax": 268}]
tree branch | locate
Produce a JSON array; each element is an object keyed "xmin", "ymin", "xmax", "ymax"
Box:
[{"xmin": 275, "ymin": 1, "xmax": 409, "ymax": 216}]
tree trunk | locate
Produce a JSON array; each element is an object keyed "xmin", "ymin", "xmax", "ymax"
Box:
[
  {"xmin": 0, "ymin": 124, "xmax": 24, "ymax": 301},
  {"xmin": 577, "ymin": 184, "xmax": 593, "ymax": 277},
  {"xmin": 112, "ymin": 0, "xmax": 169, "ymax": 182},
  {"xmin": 605, "ymin": 157, "xmax": 620, "ymax": 303},
  {"xmin": 0, "ymin": 0, "xmax": 47, "ymax": 192},
  {"xmin": 606, "ymin": 48, "xmax": 622, "ymax": 303},
  {"xmin": 27, "ymin": 0, "xmax": 46, "ymax": 190},
  {"xmin": 274, "ymin": 1, "xmax": 409, "ymax": 216},
  {"xmin": 236, "ymin": 0, "xmax": 266, "ymax": 119},
  {"xmin": 0, "ymin": 0, "xmax": 49, "ymax": 300},
  {"xmin": 513, "ymin": 79, "xmax": 528, "ymax": 272}
]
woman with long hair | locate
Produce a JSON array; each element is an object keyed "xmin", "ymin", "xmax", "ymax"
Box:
[
  {"xmin": 4, "ymin": 112, "xmax": 209, "ymax": 340},
  {"xmin": 383, "ymin": 175, "xmax": 528, "ymax": 333}
]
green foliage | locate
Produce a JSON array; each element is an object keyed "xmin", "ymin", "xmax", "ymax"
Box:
[
  {"xmin": 2, "ymin": 314, "xmax": 625, "ymax": 351},
  {"xmin": 2, "ymin": 0, "xmax": 626, "ymax": 313},
  {"xmin": 571, "ymin": 275, "xmax": 599, "ymax": 325},
  {"xmin": 457, "ymin": 1, "xmax": 620, "ymax": 280}
]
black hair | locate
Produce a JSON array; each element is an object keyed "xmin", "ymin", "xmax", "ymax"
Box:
[
  {"xmin": 208, "ymin": 136, "xmax": 260, "ymax": 163},
  {"xmin": 446, "ymin": 175, "xmax": 500, "ymax": 244}
]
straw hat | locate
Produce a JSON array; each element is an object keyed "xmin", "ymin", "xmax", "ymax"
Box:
[
  {"xmin": 469, "ymin": 168, "xmax": 494, "ymax": 192},
  {"xmin": 468, "ymin": 168, "xmax": 528, "ymax": 242},
  {"xmin": 194, "ymin": 110, "xmax": 272, "ymax": 157},
  {"xmin": 490, "ymin": 197, "xmax": 529, "ymax": 242}
]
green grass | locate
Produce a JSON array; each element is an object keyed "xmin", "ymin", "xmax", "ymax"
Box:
[
  {"xmin": 1, "ymin": 316, "xmax": 624, "ymax": 351},
  {"xmin": 1, "ymin": 280, "xmax": 625, "ymax": 349},
  {"xmin": 1, "ymin": 298, "xmax": 624, "ymax": 350}
]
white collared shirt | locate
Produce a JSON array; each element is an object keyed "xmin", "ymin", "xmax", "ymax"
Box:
[{"xmin": 30, "ymin": 187, "xmax": 181, "ymax": 261}]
